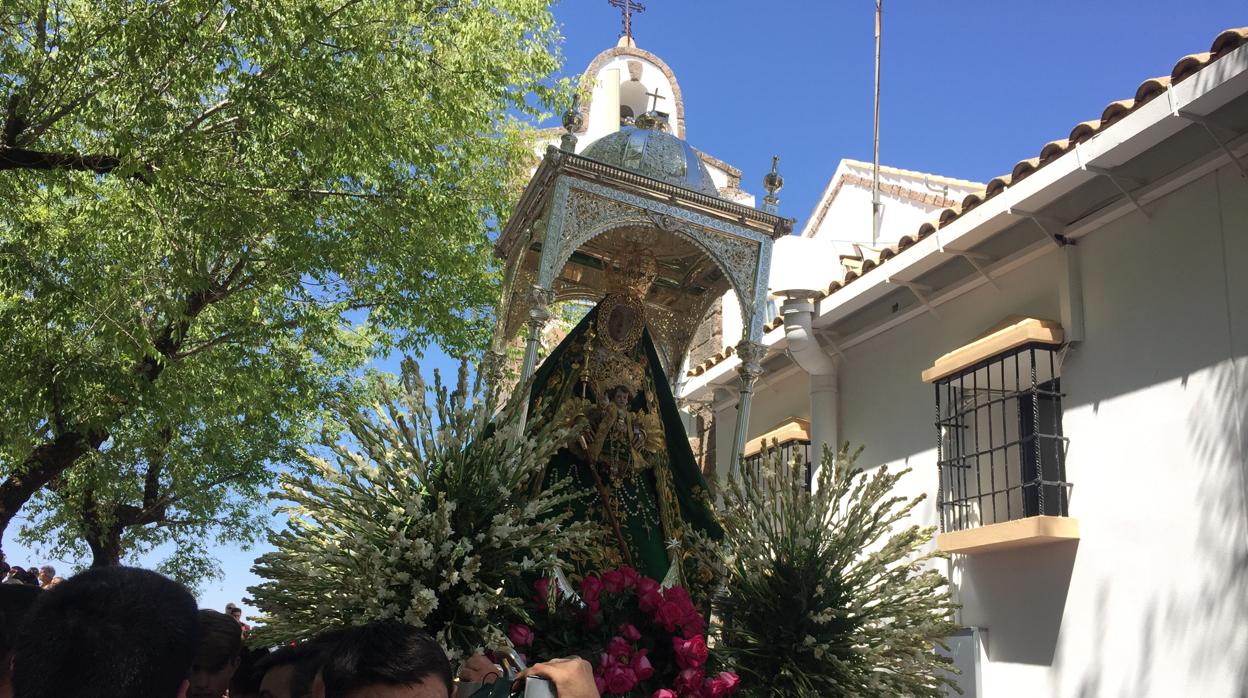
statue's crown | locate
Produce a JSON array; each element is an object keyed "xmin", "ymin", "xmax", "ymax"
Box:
[{"xmin": 606, "ymin": 246, "xmax": 657, "ymax": 298}]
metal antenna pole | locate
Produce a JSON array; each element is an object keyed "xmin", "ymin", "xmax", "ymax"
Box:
[{"xmin": 871, "ymin": 0, "xmax": 883, "ymax": 246}]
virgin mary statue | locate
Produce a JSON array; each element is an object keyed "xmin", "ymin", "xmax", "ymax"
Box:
[{"xmin": 527, "ymin": 250, "xmax": 721, "ymax": 584}]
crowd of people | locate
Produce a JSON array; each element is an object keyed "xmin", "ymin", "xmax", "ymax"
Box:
[
  {"xmin": 0, "ymin": 563, "xmax": 60, "ymax": 589},
  {"xmin": 0, "ymin": 565, "xmax": 601, "ymax": 698}
]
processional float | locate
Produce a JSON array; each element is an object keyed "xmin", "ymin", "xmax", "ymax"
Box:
[{"xmin": 484, "ymin": 103, "xmax": 792, "ymax": 469}]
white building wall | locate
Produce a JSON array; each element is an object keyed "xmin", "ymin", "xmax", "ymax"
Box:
[
  {"xmin": 703, "ymin": 162, "xmax": 1238, "ymax": 694},
  {"xmin": 748, "ymin": 163, "xmax": 1246, "ymax": 696}
]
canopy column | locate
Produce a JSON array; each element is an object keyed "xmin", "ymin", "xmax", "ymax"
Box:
[{"xmin": 729, "ymin": 339, "xmax": 766, "ymax": 476}]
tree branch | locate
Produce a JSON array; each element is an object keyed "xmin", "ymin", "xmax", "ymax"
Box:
[{"xmin": 0, "ymin": 146, "xmax": 122, "ymax": 174}]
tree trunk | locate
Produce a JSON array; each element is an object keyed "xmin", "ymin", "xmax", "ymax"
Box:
[
  {"xmin": 86, "ymin": 525, "xmax": 124, "ymax": 567},
  {"xmin": 0, "ymin": 429, "xmax": 107, "ymax": 561}
]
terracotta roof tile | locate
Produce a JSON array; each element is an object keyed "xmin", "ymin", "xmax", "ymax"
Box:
[
  {"xmin": 1039, "ymin": 139, "xmax": 1070, "ymax": 166},
  {"xmin": 1133, "ymin": 76, "xmax": 1171, "ymax": 106},
  {"xmin": 938, "ymin": 207, "xmax": 963, "ymax": 228},
  {"xmin": 1068, "ymin": 119, "xmax": 1101, "ymax": 145},
  {"xmin": 1211, "ymin": 28, "xmax": 1248, "ymax": 58},
  {"xmin": 1100, "ymin": 99, "xmax": 1135, "ymax": 128},
  {"xmin": 1011, "ymin": 157, "xmax": 1040, "ymax": 183},
  {"xmin": 985, "ymin": 175, "xmax": 1011, "ymax": 199},
  {"xmin": 691, "ymin": 27, "xmax": 1246, "ymax": 378},
  {"xmin": 1171, "ymin": 52, "xmax": 1212, "ymax": 83}
]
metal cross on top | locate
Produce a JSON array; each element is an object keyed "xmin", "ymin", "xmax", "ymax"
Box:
[
  {"xmin": 608, "ymin": 0, "xmax": 646, "ymax": 40},
  {"xmin": 645, "ymin": 88, "xmax": 665, "ymax": 112}
]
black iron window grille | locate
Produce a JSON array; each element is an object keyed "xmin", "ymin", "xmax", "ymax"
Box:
[
  {"xmin": 934, "ymin": 343, "xmax": 1070, "ymax": 533},
  {"xmin": 743, "ymin": 439, "xmax": 813, "ymax": 492}
]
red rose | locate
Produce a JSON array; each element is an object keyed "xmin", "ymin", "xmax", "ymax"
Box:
[
  {"xmin": 580, "ymin": 575, "xmax": 603, "ymax": 612},
  {"xmin": 534, "ymin": 578, "xmax": 550, "ymax": 610},
  {"xmin": 607, "ymin": 635, "xmax": 633, "ymax": 662},
  {"xmin": 680, "ymin": 614, "xmax": 706, "ymax": 639},
  {"xmin": 595, "ymin": 675, "xmax": 608, "ymax": 694},
  {"xmin": 705, "ymin": 672, "xmax": 741, "ymax": 698},
  {"xmin": 507, "ymin": 623, "xmax": 534, "ymax": 648},
  {"xmin": 656, "ymin": 598, "xmax": 689, "ymax": 632},
  {"xmin": 631, "ymin": 651, "xmax": 655, "ymax": 680},
  {"xmin": 651, "ymin": 691, "xmax": 677, "ymax": 698},
  {"xmin": 639, "ymin": 589, "xmax": 663, "ymax": 613},
  {"xmin": 620, "ymin": 566, "xmax": 642, "ymax": 589},
  {"xmin": 673, "ymin": 635, "xmax": 708, "ymax": 669},
  {"xmin": 604, "ymin": 665, "xmax": 639, "ymax": 695},
  {"xmin": 601, "ymin": 569, "xmax": 627, "ymax": 594},
  {"xmin": 674, "ymin": 667, "xmax": 704, "ymax": 695},
  {"xmin": 619, "ymin": 623, "xmax": 642, "ymax": 641}
]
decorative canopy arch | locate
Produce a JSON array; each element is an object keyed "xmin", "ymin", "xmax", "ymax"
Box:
[{"xmin": 491, "ymin": 138, "xmax": 791, "ymax": 469}]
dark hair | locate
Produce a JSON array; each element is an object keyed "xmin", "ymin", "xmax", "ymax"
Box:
[
  {"xmin": 320, "ymin": 621, "xmax": 452, "ymax": 698},
  {"xmin": 0, "ymin": 585, "xmax": 41, "ymax": 681},
  {"xmin": 231, "ymin": 646, "xmax": 270, "ymax": 696},
  {"xmin": 194, "ymin": 609, "xmax": 243, "ymax": 672},
  {"xmin": 12, "ymin": 566, "xmax": 199, "ymax": 698},
  {"xmin": 255, "ymin": 630, "xmax": 347, "ymax": 698}
]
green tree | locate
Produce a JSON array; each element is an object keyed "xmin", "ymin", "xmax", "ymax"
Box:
[
  {"xmin": 709, "ymin": 447, "xmax": 959, "ymax": 697},
  {"xmin": 0, "ymin": 0, "xmax": 564, "ymax": 576}
]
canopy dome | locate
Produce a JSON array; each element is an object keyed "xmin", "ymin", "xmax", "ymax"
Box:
[{"xmin": 581, "ymin": 119, "xmax": 719, "ymax": 197}]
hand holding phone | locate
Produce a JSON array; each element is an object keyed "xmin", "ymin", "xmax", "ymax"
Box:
[{"xmin": 514, "ymin": 657, "xmax": 599, "ymax": 698}]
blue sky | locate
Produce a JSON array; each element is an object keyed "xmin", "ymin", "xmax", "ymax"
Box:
[{"xmin": 6, "ymin": 0, "xmax": 1243, "ymax": 620}]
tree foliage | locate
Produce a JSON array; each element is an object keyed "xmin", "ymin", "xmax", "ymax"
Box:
[
  {"xmin": 710, "ymin": 447, "xmax": 959, "ymax": 697},
  {"xmin": 0, "ymin": 0, "xmax": 564, "ymax": 576},
  {"xmin": 248, "ymin": 360, "xmax": 602, "ymax": 656}
]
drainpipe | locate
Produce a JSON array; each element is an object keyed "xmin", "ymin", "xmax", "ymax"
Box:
[{"xmin": 779, "ymin": 290, "xmax": 840, "ymax": 480}]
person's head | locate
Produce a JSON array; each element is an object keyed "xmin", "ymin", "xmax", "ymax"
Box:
[
  {"xmin": 230, "ymin": 647, "xmax": 270, "ymax": 698},
  {"xmin": 320, "ymin": 622, "xmax": 452, "ymax": 698},
  {"xmin": 0, "ymin": 585, "xmax": 41, "ymax": 698},
  {"xmin": 190, "ymin": 610, "xmax": 243, "ymax": 698},
  {"xmin": 11, "ymin": 566, "xmax": 199, "ymax": 698},
  {"xmin": 611, "ymin": 386, "xmax": 632, "ymax": 407},
  {"xmin": 45, "ymin": 577, "xmax": 62, "ymax": 589},
  {"xmin": 35, "ymin": 567, "xmax": 53, "ymax": 585},
  {"xmin": 6, "ymin": 568, "xmax": 21, "ymax": 579},
  {"xmin": 257, "ymin": 630, "xmax": 345, "ymax": 698},
  {"xmin": 229, "ymin": 607, "xmax": 244, "ymax": 622}
]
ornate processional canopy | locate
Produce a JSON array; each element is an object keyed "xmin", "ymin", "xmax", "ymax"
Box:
[{"xmin": 492, "ymin": 115, "xmax": 792, "ymax": 383}]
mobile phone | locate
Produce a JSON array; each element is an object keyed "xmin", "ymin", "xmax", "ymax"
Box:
[{"xmin": 521, "ymin": 676, "xmax": 555, "ymax": 698}]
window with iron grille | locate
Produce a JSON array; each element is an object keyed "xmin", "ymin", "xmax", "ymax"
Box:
[
  {"xmin": 743, "ymin": 439, "xmax": 812, "ymax": 492},
  {"xmin": 934, "ymin": 343, "xmax": 1069, "ymax": 533}
]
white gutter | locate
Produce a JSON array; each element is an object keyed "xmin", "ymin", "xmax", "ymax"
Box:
[{"xmin": 779, "ymin": 291, "xmax": 839, "ymax": 476}]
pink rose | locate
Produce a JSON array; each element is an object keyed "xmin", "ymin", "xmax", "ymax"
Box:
[
  {"xmin": 595, "ymin": 675, "xmax": 608, "ymax": 694},
  {"xmin": 652, "ymin": 691, "xmax": 677, "ymax": 698},
  {"xmin": 607, "ymin": 635, "xmax": 634, "ymax": 662},
  {"xmin": 673, "ymin": 635, "xmax": 708, "ymax": 669},
  {"xmin": 705, "ymin": 672, "xmax": 741, "ymax": 698},
  {"xmin": 674, "ymin": 667, "xmax": 705, "ymax": 695},
  {"xmin": 631, "ymin": 652, "xmax": 655, "ymax": 680},
  {"xmin": 507, "ymin": 623, "xmax": 534, "ymax": 648},
  {"xmin": 603, "ymin": 665, "xmax": 639, "ymax": 695},
  {"xmin": 619, "ymin": 623, "xmax": 642, "ymax": 641},
  {"xmin": 601, "ymin": 569, "xmax": 627, "ymax": 594}
]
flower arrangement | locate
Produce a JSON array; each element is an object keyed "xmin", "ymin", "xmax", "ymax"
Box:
[
  {"xmin": 511, "ymin": 566, "xmax": 740, "ymax": 698},
  {"xmin": 247, "ymin": 360, "xmax": 604, "ymax": 656},
  {"xmin": 709, "ymin": 445, "xmax": 959, "ymax": 697}
]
